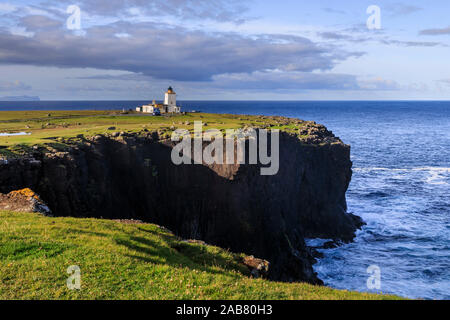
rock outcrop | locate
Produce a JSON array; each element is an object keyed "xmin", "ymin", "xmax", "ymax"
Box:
[
  {"xmin": 0, "ymin": 188, "xmax": 51, "ymax": 215},
  {"xmin": 0, "ymin": 123, "xmax": 364, "ymax": 284},
  {"xmin": 242, "ymin": 256, "xmax": 270, "ymax": 279}
]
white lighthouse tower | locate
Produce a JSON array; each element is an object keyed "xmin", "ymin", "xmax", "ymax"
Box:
[
  {"xmin": 164, "ymin": 86, "xmax": 176, "ymax": 107},
  {"xmin": 163, "ymin": 86, "xmax": 180, "ymax": 113}
]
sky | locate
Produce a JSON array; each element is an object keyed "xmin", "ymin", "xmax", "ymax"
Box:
[{"xmin": 0, "ymin": 0, "xmax": 449, "ymax": 100}]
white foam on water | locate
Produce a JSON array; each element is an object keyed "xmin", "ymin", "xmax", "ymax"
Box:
[
  {"xmin": 424, "ymin": 171, "xmax": 448, "ymax": 185},
  {"xmin": 354, "ymin": 166, "xmax": 450, "ymax": 172},
  {"xmin": 353, "ymin": 167, "xmax": 450, "ymax": 186}
]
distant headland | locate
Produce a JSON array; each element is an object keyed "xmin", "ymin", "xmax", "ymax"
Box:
[{"xmin": 0, "ymin": 96, "xmax": 41, "ymax": 102}]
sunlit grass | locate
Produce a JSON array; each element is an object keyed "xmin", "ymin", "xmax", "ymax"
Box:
[
  {"xmin": 0, "ymin": 110, "xmax": 309, "ymax": 155},
  {"xmin": 0, "ymin": 211, "xmax": 402, "ymax": 300}
]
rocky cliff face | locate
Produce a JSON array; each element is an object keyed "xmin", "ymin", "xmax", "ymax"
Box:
[{"xmin": 0, "ymin": 124, "xmax": 363, "ymax": 284}]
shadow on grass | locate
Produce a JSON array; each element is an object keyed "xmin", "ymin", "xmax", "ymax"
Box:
[
  {"xmin": 63, "ymin": 228, "xmax": 110, "ymax": 239},
  {"xmin": 114, "ymin": 234, "xmax": 247, "ymax": 278},
  {"xmin": 0, "ymin": 241, "xmax": 72, "ymax": 261}
]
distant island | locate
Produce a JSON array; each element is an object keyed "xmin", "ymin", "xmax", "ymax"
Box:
[{"xmin": 0, "ymin": 96, "xmax": 41, "ymax": 101}]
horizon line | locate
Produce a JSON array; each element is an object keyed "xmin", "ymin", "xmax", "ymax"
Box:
[{"xmin": 2, "ymin": 99, "xmax": 450, "ymax": 102}]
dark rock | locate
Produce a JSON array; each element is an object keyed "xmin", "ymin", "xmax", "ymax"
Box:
[
  {"xmin": 308, "ymin": 247, "xmax": 324, "ymax": 259},
  {"xmin": 323, "ymin": 241, "xmax": 339, "ymax": 249}
]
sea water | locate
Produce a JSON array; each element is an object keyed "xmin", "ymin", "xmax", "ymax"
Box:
[{"xmin": 0, "ymin": 132, "xmax": 30, "ymax": 136}]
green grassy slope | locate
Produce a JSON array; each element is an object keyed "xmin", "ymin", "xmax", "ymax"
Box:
[{"xmin": 0, "ymin": 211, "xmax": 401, "ymax": 300}]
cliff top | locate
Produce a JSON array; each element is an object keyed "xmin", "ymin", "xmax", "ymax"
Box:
[
  {"xmin": 0, "ymin": 110, "xmax": 342, "ymax": 158},
  {"xmin": 0, "ymin": 210, "xmax": 400, "ymax": 300}
]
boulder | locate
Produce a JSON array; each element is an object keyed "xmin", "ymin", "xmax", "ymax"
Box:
[
  {"xmin": 242, "ymin": 255, "xmax": 270, "ymax": 278},
  {"xmin": 0, "ymin": 188, "xmax": 52, "ymax": 216}
]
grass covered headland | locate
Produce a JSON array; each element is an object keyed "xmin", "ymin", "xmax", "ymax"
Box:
[
  {"xmin": 0, "ymin": 211, "xmax": 400, "ymax": 300},
  {"xmin": 1, "ymin": 110, "xmax": 332, "ymax": 156}
]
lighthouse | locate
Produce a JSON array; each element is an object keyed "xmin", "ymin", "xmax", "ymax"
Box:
[
  {"xmin": 164, "ymin": 86, "xmax": 176, "ymax": 107},
  {"xmin": 137, "ymin": 87, "xmax": 181, "ymax": 114}
]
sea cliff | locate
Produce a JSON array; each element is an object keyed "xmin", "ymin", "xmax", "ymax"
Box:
[{"xmin": 0, "ymin": 112, "xmax": 364, "ymax": 284}]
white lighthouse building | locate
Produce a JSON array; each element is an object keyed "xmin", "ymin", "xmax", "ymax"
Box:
[{"xmin": 136, "ymin": 86, "xmax": 181, "ymax": 114}]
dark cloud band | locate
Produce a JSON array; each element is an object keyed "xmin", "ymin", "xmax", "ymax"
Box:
[{"xmin": 0, "ymin": 19, "xmax": 358, "ymax": 82}]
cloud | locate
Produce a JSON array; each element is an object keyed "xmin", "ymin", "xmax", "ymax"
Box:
[
  {"xmin": 419, "ymin": 26, "xmax": 450, "ymax": 36},
  {"xmin": 68, "ymin": 69, "xmax": 402, "ymax": 93},
  {"xmin": 436, "ymin": 79, "xmax": 450, "ymax": 85},
  {"xmin": 199, "ymin": 71, "xmax": 400, "ymax": 92},
  {"xmin": 47, "ymin": 0, "xmax": 251, "ymax": 24},
  {"xmin": 71, "ymin": 73, "xmax": 151, "ymax": 81},
  {"xmin": 57, "ymin": 82, "xmax": 152, "ymax": 92},
  {"xmin": 0, "ymin": 3, "xmax": 17, "ymax": 13},
  {"xmin": 0, "ymin": 80, "xmax": 32, "ymax": 91},
  {"xmin": 212, "ymin": 71, "xmax": 359, "ymax": 91},
  {"xmin": 385, "ymin": 3, "xmax": 422, "ymax": 16},
  {"xmin": 209, "ymin": 72, "xmax": 399, "ymax": 92},
  {"xmin": 20, "ymin": 14, "xmax": 63, "ymax": 31},
  {"xmin": 379, "ymin": 39, "xmax": 443, "ymax": 47},
  {"xmin": 317, "ymin": 30, "xmax": 444, "ymax": 48},
  {"xmin": 0, "ymin": 3, "xmax": 408, "ymax": 95},
  {"xmin": 0, "ymin": 18, "xmax": 360, "ymax": 82},
  {"xmin": 357, "ymin": 78, "xmax": 400, "ymax": 91},
  {"xmin": 317, "ymin": 32, "xmax": 352, "ymax": 41},
  {"xmin": 322, "ymin": 8, "xmax": 346, "ymax": 15}
]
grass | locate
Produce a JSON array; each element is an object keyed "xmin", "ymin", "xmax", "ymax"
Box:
[
  {"xmin": 0, "ymin": 110, "xmax": 309, "ymax": 156},
  {"xmin": 0, "ymin": 211, "xmax": 402, "ymax": 300}
]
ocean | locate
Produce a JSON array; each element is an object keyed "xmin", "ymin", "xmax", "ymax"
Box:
[{"xmin": 1, "ymin": 100, "xmax": 449, "ymax": 300}]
